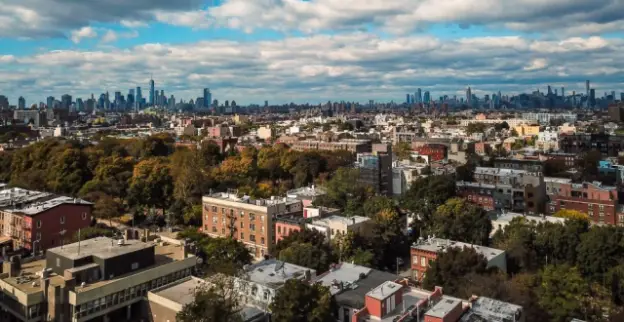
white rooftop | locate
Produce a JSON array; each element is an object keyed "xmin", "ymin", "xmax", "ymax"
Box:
[
  {"xmin": 310, "ymin": 215, "xmax": 369, "ymax": 227},
  {"xmin": 0, "ymin": 187, "xmax": 91, "ymax": 215},
  {"xmin": 205, "ymin": 192, "xmax": 300, "ymax": 207},
  {"xmin": 426, "ymin": 297, "xmax": 463, "ymax": 319},
  {"xmin": 412, "ymin": 238, "xmax": 505, "ymax": 261},
  {"xmin": 460, "ymin": 296, "xmax": 523, "ymax": 322},
  {"xmin": 474, "ymin": 167, "xmax": 527, "ymax": 176},
  {"xmin": 493, "ymin": 212, "xmax": 565, "ymax": 226},
  {"xmin": 367, "ymin": 281, "xmax": 402, "ymax": 301},
  {"xmin": 544, "ymin": 177, "xmax": 572, "ymax": 184},
  {"xmin": 244, "ymin": 259, "xmax": 315, "ymax": 289}
]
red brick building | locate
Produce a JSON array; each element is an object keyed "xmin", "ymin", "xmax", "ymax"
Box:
[
  {"xmin": 550, "ymin": 182, "xmax": 619, "ymax": 225},
  {"xmin": 0, "ymin": 188, "xmax": 92, "ymax": 253},
  {"xmin": 456, "ymin": 182, "xmax": 496, "ymax": 211},
  {"xmin": 274, "ymin": 217, "xmax": 305, "ymax": 243},
  {"xmin": 412, "ymin": 144, "xmax": 447, "ymax": 162}
]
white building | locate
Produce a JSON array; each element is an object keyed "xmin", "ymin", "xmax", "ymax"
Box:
[{"xmin": 306, "ymin": 215, "xmax": 373, "ymax": 242}]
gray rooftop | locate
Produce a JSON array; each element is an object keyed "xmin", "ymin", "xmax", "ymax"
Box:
[
  {"xmin": 244, "ymin": 259, "xmax": 315, "ymax": 289},
  {"xmin": 0, "ymin": 187, "xmax": 91, "ymax": 215},
  {"xmin": 426, "ymin": 297, "xmax": 463, "ymax": 318},
  {"xmin": 310, "ymin": 215, "xmax": 369, "ymax": 228},
  {"xmin": 152, "ymin": 276, "xmax": 206, "ymax": 307},
  {"xmin": 412, "ymin": 238, "xmax": 505, "ymax": 261},
  {"xmin": 313, "ymin": 263, "xmax": 399, "ymax": 308},
  {"xmin": 460, "ymin": 297, "xmax": 523, "ymax": 322},
  {"xmin": 286, "ymin": 186, "xmax": 327, "ymax": 198},
  {"xmin": 366, "ymin": 281, "xmax": 402, "ymax": 301},
  {"xmin": 47, "ymin": 237, "xmax": 154, "ymax": 260}
]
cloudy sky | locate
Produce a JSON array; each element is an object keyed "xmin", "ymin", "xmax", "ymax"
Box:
[{"xmin": 1, "ymin": 0, "xmax": 623, "ymax": 105}]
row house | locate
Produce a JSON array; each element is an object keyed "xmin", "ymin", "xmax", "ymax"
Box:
[
  {"xmin": 472, "ymin": 167, "xmax": 546, "ymax": 214},
  {"xmin": 0, "ymin": 188, "xmax": 92, "ymax": 253},
  {"xmin": 548, "ymin": 181, "xmax": 620, "ymax": 225},
  {"xmin": 456, "ymin": 182, "xmax": 496, "ymax": 211}
]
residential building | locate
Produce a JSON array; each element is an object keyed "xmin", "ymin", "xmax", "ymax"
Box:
[
  {"xmin": 289, "ymin": 139, "xmax": 372, "ymax": 153},
  {"xmin": 201, "ymin": 192, "xmax": 302, "ymax": 258},
  {"xmin": 0, "ymin": 236, "xmax": 198, "ymax": 322},
  {"xmin": 559, "ymin": 133, "xmax": 624, "ymax": 157},
  {"xmin": 0, "ymin": 188, "xmax": 92, "ymax": 253},
  {"xmin": 493, "ymin": 158, "xmax": 544, "ymax": 172},
  {"xmin": 286, "ymin": 186, "xmax": 326, "ymax": 207},
  {"xmin": 146, "ymin": 277, "xmax": 268, "ymax": 322},
  {"xmin": 514, "ymin": 124, "xmax": 540, "ymax": 137},
  {"xmin": 235, "ymin": 259, "xmax": 315, "ymax": 309},
  {"xmin": 356, "ymin": 151, "xmax": 392, "ymax": 196},
  {"xmin": 412, "ymin": 144, "xmax": 447, "ymax": 162},
  {"xmin": 14, "ymin": 110, "xmax": 46, "ymax": 128},
  {"xmin": 392, "ymin": 164, "xmax": 423, "ymax": 196},
  {"xmin": 306, "ymin": 215, "xmax": 373, "ymax": 242},
  {"xmin": 522, "ymin": 112, "xmax": 577, "ymax": 125},
  {"xmin": 274, "ymin": 216, "xmax": 305, "ymax": 244},
  {"xmin": 490, "ymin": 212, "xmax": 566, "ymax": 237},
  {"xmin": 456, "ymin": 181, "xmax": 496, "ymax": 211},
  {"xmin": 256, "ymin": 126, "xmax": 275, "ymax": 140},
  {"xmin": 411, "ymin": 237, "xmax": 506, "ymax": 280},
  {"xmin": 472, "ymin": 167, "xmax": 546, "ymax": 213},
  {"xmin": 548, "ymin": 181, "xmax": 619, "ymax": 225},
  {"xmin": 313, "ymin": 263, "xmax": 399, "ymax": 322},
  {"xmin": 459, "ymin": 297, "xmax": 524, "ymax": 322}
]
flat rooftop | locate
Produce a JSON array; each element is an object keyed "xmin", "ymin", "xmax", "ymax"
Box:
[
  {"xmin": 152, "ymin": 276, "xmax": 206, "ymax": 308},
  {"xmin": 412, "ymin": 238, "xmax": 505, "ymax": 261},
  {"xmin": 204, "ymin": 192, "xmax": 300, "ymax": 207},
  {"xmin": 244, "ymin": 259, "xmax": 315, "ymax": 289},
  {"xmin": 286, "ymin": 186, "xmax": 326, "ymax": 198},
  {"xmin": 2, "ymin": 258, "xmax": 65, "ymax": 295},
  {"xmin": 310, "ymin": 215, "xmax": 369, "ymax": 227},
  {"xmin": 367, "ymin": 281, "xmax": 402, "ymax": 301},
  {"xmin": 47, "ymin": 237, "xmax": 154, "ymax": 261},
  {"xmin": 460, "ymin": 296, "xmax": 522, "ymax": 322},
  {"xmin": 0, "ymin": 187, "xmax": 91, "ymax": 215},
  {"xmin": 426, "ymin": 297, "xmax": 463, "ymax": 318}
]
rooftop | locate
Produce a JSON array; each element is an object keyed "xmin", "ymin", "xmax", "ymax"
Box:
[
  {"xmin": 544, "ymin": 177, "xmax": 572, "ymax": 184},
  {"xmin": 204, "ymin": 192, "xmax": 300, "ymax": 207},
  {"xmin": 426, "ymin": 296, "xmax": 463, "ymax": 319},
  {"xmin": 492, "ymin": 212, "xmax": 565, "ymax": 225},
  {"xmin": 47, "ymin": 237, "xmax": 153, "ymax": 261},
  {"xmin": 309, "ymin": 215, "xmax": 369, "ymax": 228},
  {"xmin": 151, "ymin": 276, "xmax": 206, "ymax": 308},
  {"xmin": 286, "ymin": 186, "xmax": 327, "ymax": 198},
  {"xmin": 460, "ymin": 297, "xmax": 523, "ymax": 322},
  {"xmin": 366, "ymin": 281, "xmax": 402, "ymax": 301},
  {"xmin": 412, "ymin": 238, "xmax": 505, "ymax": 262},
  {"xmin": 0, "ymin": 187, "xmax": 91, "ymax": 215},
  {"xmin": 474, "ymin": 167, "xmax": 527, "ymax": 176},
  {"xmin": 243, "ymin": 259, "xmax": 315, "ymax": 289},
  {"xmin": 313, "ymin": 263, "xmax": 399, "ymax": 308}
]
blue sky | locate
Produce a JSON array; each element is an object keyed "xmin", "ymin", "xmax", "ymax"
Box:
[{"xmin": 0, "ymin": 0, "xmax": 623, "ymax": 105}]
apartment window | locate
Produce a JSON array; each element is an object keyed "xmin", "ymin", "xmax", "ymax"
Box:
[
  {"xmin": 56, "ymin": 258, "xmax": 60, "ymax": 267},
  {"xmin": 599, "ymin": 205, "xmax": 605, "ymax": 210},
  {"xmin": 212, "ymin": 216, "xmax": 218, "ymax": 224},
  {"xmin": 60, "ymin": 216, "xmax": 65, "ymax": 224},
  {"xmin": 221, "ymin": 228, "xmax": 225, "ymax": 235},
  {"xmin": 212, "ymin": 226, "xmax": 217, "ymax": 233},
  {"xmin": 413, "ymin": 256, "xmax": 419, "ymax": 264},
  {"xmin": 131, "ymin": 262, "xmax": 139, "ymax": 270},
  {"xmin": 250, "ymin": 235, "xmax": 256, "ymax": 242},
  {"xmin": 221, "ymin": 208, "xmax": 225, "ymax": 214},
  {"xmin": 37, "ymin": 220, "xmax": 42, "ymax": 228},
  {"xmin": 240, "ymin": 222, "xmax": 244, "ymax": 228},
  {"xmin": 240, "ymin": 233, "xmax": 244, "ymax": 240},
  {"xmin": 261, "ymin": 237, "xmax": 265, "ymax": 245},
  {"xmin": 212, "ymin": 206, "xmax": 217, "ymax": 212},
  {"xmin": 240, "ymin": 211, "xmax": 245, "ymax": 218},
  {"xmin": 249, "ymin": 213, "xmax": 256, "ymax": 221},
  {"xmin": 277, "ymin": 226, "xmax": 281, "ymax": 233},
  {"xmin": 420, "ymin": 257, "xmax": 426, "ymax": 267},
  {"xmin": 261, "ymin": 215, "xmax": 265, "ymax": 222},
  {"xmin": 82, "ymin": 212, "xmax": 88, "ymax": 220},
  {"xmin": 250, "ymin": 224, "xmax": 256, "ymax": 231},
  {"xmin": 261, "ymin": 225, "xmax": 265, "ymax": 233}
]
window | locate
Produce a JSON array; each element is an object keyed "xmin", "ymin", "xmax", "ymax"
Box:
[
  {"xmin": 212, "ymin": 206, "xmax": 217, "ymax": 212},
  {"xmin": 261, "ymin": 225, "xmax": 265, "ymax": 233},
  {"xmin": 212, "ymin": 217, "xmax": 218, "ymax": 224},
  {"xmin": 221, "ymin": 228, "xmax": 225, "ymax": 235},
  {"xmin": 240, "ymin": 233, "xmax": 244, "ymax": 240},
  {"xmin": 221, "ymin": 208, "xmax": 225, "ymax": 214},
  {"xmin": 420, "ymin": 257, "xmax": 426, "ymax": 267},
  {"xmin": 261, "ymin": 237, "xmax": 265, "ymax": 245},
  {"xmin": 240, "ymin": 222, "xmax": 244, "ymax": 228},
  {"xmin": 249, "ymin": 213, "xmax": 256, "ymax": 221},
  {"xmin": 56, "ymin": 258, "xmax": 60, "ymax": 267},
  {"xmin": 240, "ymin": 211, "xmax": 245, "ymax": 218},
  {"xmin": 82, "ymin": 212, "xmax": 87, "ymax": 220},
  {"xmin": 37, "ymin": 220, "xmax": 42, "ymax": 228},
  {"xmin": 277, "ymin": 226, "xmax": 281, "ymax": 233},
  {"xmin": 250, "ymin": 235, "xmax": 256, "ymax": 242},
  {"xmin": 131, "ymin": 262, "xmax": 139, "ymax": 270},
  {"xmin": 212, "ymin": 226, "xmax": 217, "ymax": 233},
  {"xmin": 60, "ymin": 216, "xmax": 65, "ymax": 224},
  {"xmin": 250, "ymin": 224, "xmax": 256, "ymax": 231},
  {"xmin": 413, "ymin": 256, "xmax": 419, "ymax": 264}
]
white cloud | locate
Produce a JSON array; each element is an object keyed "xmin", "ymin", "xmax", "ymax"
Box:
[
  {"xmin": 120, "ymin": 20, "xmax": 148, "ymax": 28},
  {"xmin": 2, "ymin": 34, "xmax": 623, "ymax": 105},
  {"xmin": 101, "ymin": 30, "xmax": 139, "ymax": 43},
  {"xmin": 70, "ymin": 27, "xmax": 97, "ymax": 43}
]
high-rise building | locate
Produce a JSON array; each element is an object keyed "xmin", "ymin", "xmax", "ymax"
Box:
[
  {"xmin": 612, "ymin": 91, "xmax": 616, "ymax": 101},
  {"xmin": 589, "ymin": 89, "xmax": 596, "ymax": 108},
  {"xmin": 61, "ymin": 94, "xmax": 72, "ymax": 109},
  {"xmin": 169, "ymin": 95, "xmax": 175, "ymax": 109},
  {"xmin": 203, "ymin": 88, "xmax": 211, "ymax": 108},
  {"xmin": 423, "ymin": 91, "xmax": 431, "ymax": 104},
  {"xmin": 46, "ymin": 96, "xmax": 55, "ymax": 109},
  {"xmin": 149, "ymin": 78, "xmax": 155, "ymax": 106},
  {"xmin": 416, "ymin": 88, "xmax": 422, "ymax": 104},
  {"xmin": 136, "ymin": 86, "xmax": 142, "ymax": 111},
  {"xmin": 0, "ymin": 95, "xmax": 8, "ymax": 110},
  {"xmin": 621, "ymin": 93, "xmax": 624, "ymax": 102},
  {"xmin": 406, "ymin": 94, "xmax": 411, "ymax": 104},
  {"xmin": 466, "ymin": 87, "xmax": 472, "ymax": 105},
  {"xmin": 17, "ymin": 96, "xmax": 25, "ymax": 109},
  {"xmin": 586, "ymin": 80, "xmax": 590, "ymax": 97},
  {"xmin": 76, "ymin": 98, "xmax": 84, "ymax": 111},
  {"xmin": 561, "ymin": 87, "xmax": 565, "ymax": 98}
]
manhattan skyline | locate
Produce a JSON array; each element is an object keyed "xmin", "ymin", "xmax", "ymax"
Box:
[{"xmin": 0, "ymin": 0, "xmax": 623, "ymax": 105}]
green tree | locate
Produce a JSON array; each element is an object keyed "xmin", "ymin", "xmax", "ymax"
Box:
[
  {"xmin": 203, "ymin": 238, "xmax": 252, "ymax": 274},
  {"xmin": 537, "ymin": 265, "xmax": 587, "ymax": 322},
  {"xmin": 430, "ymin": 198, "xmax": 492, "ymax": 245},
  {"xmin": 128, "ymin": 158, "xmax": 174, "ymax": 213},
  {"xmin": 278, "ymin": 242, "xmax": 332, "ymax": 273},
  {"xmin": 422, "ymin": 246, "xmax": 491, "ymax": 296},
  {"xmin": 576, "ymin": 226, "xmax": 624, "ymax": 282},
  {"xmin": 177, "ymin": 276, "xmax": 243, "ymax": 322},
  {"xmin": 394, "ymin": 142, "xmax": 412, "ymax": 160},
  {"xmin": 492, "ymin": 217, "xmax": 539, "ymax": 274},
  {"xmin": 269, "ymin": 279, "xmax": 334, "ymax": 322}
]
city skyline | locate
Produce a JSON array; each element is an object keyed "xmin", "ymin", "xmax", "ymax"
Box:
[{"xmin": 0, "ymin": 1, "xmax": 623, "ymax": 105}]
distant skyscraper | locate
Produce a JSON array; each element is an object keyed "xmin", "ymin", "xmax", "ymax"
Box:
[
  {"xmin": 203, "ymin": 88, "xmax": 211, "ymax": 108},
  {"xmin": 76, "ymin": 98, "xmax": 84, "ymax": 111},
  {"xmin": 61, "ymin": 94, "xmax": 72, "ymax": 109},
  {"xmin": 149, "ymin": 78, "xmax": 155, "ymax": 106},
  {"xmin": 612, "ymin": 91, "xmax": 616, "ymax": 101},
  {"xmin": 18, "ymin": 96, "xmax": 25, "ymax": 109},
  {"xmin": 136, "ymin": 87, "xmax": 142, "ymax": 111},
  {"xmin": 561, "ymin": 87, "xmax": 565, "ymax": 98},
  {"xmin": 411, "ymin": 95, "xmax": 415, "ymax": 104},
  {"xmin": 466, "ymin": 87, "xmax": 472, "ymax": 105},
  {"xmin": 621, "ymin": 93, "xmax": 624, "ymax": 102},
  {"xmin": 406, "ymin": 94, "xmax": 411, "ymax": 104},
  {"xmin": 46, "ymin": 96, "xmax": 55, "ymax": 109},
  {"xmin": 547, "ymin": 86, "xmax": 552, "ymax": 95},
  {"xmin": 589, "ymin": 89, "xmax": 596, "ymax": 108},
  {"xmin": 416, "ymin": 88, "xmax": 422, "ymax": 104},
  {"xmin": 423, "ymin": 91, "xmax": 431, "ymax": 104},
  {"xmin": 586, "ymin": 80, "xmax": 590, "ymax": 97}
]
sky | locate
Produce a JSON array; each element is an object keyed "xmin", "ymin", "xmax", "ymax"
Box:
[{"xmin": 0, "ymin": 0, "xmax": 623, "ymax": 106}]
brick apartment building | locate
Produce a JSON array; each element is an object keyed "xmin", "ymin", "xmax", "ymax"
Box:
[
  {"xmin": 559, "ymin": 133, "xmax": 624, "ymax": 157},
  {"xmin": 548, "ymin": 181, "xmax": 620, "ymax": 225},
  {"xmin": 0, "ymin": 188, "xmax": 92, "ymax": 253},
  {"xmin": 412, "ymin": 144, "xmax": 447, "ymax": 162},
  {"xmin": 202, "ymin": 192, "xmax": 302, "ymax": 259},
  {"xmin": 456, "ymin": 182, "xmax": 496, "ymax": 211},
  {"xmin": 472, "ymin": 167, "xmax": 546, "ymax": 214},
  {"xmin": 289, "ymin": 139, "xmax": 372, "ymax": 153}
]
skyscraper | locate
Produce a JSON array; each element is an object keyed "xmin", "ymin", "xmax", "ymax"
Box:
[
  {"xmin": 149, "ymin": 78, "xmax": 155, "ymax": 106},
  {"xmin": 46, "ymin": 96, "xmax": 55, "ymax": 109},
  {"xmin": 466, "ymin": 87, "xmax": 472, "ymax": 105},
  {"xmin": 18, "ymin": 96, "xmax": 25, "ymax": 109},
  {"xmin": 406, "ymin": 94, "xmax": 411, "ymax": 104},
  {"xmin": 203, "ymin": 88, "xmax": 212, "ymax": 108},
  {"xmin": 61, "ymin": 94, "xmax": 72, "ymax": 109},
  {"xmin": 136, "ymin": 87, "xmax": 142, "ymax": 111},
  {"xmin": 589, "ymin": 89, "xmax": 596, "ymax": 108},
  {"xmin": 423, "ymin": 91, "xmax": 431, "ymax": 104},
  {"xmin": 561, "ymin": 87, "xmax": 565, "ymax": 98},
  {"xmin": 416, "ymin": 88, "xmax": 422, "ymax": 104},
  {"xmin": 621, "ymin": 93, "xmax": 624, "ymax": 102}
]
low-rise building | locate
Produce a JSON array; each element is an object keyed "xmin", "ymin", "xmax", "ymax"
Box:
[
  {"xmin": 460, "ymin": 296, "xmax": 524, "ymax": 322},
  {"xmin": 0, "ymin": 236, "xmax": 198, "ymax": 322},
  {"xmin": 286, "ymin": 186, "xmax": 326, "ymax": 207},
  {"xmin": 410, "ymin": 237, "xmax": 506, "ymax": 281},
  {"xmin": 548, "ymin": 181, "xmax": 619, "ymax": 225},
  {"xmin": 490, "ymin": 212, "xmax": 566, "ymax": 237},
  {"xmin": 306, "ymin": 215, "xmax": 373, "ymax": 242}
]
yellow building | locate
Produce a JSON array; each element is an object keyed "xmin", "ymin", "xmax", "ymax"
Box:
[{"xmin": 514, "ymin": 124, "xmax": 540, "ymax": 137}]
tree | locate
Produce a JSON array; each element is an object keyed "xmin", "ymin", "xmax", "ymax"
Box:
[
  {"xmin": 362, "ymin": 196, "xmax": 395, "ymax": 218},
  {"xmin": 313, "ymin": 167, "xmax": 373, "ymax": 213},
  {"xmin": 577, "ymin": 149, "xmax": 602, "ymax": 180},
  {"xmin": 554, "ymin": 209, "xmax": 589, "ymax": 221},
  {"xmin": 394, "ymin": 142, "xmax": 412, "ymax": 160},
  {"xmin": 128, "ymin": 158, "xmax": 174, "ymax": 213},
  {"xmin": 203, "ymin": 238, "xmax": 252, "ymax": 274},
  {"xmin": 537, "ymin": 265, "xmax": 588, "ymax": 322},
  {"xmin": 492, "ymin": 217, "xmax": 540, "ymax": 274},
  {"xmin": 269, "ymin": 279, "xmax": 334, "ymax": 322},
  {"xmin": 275, "ymin": 229, "xmax": 329, "ymax": 255},
  {"xmin": 430, "ymin": 198, "xmax": 492, "ymax": 245},
  {"xmin": 422, "ymin": 246, "xmax": 491, "ymax": 296},
  {"xmin": 183, "ymin": 205, "xmax": 203, "ymax": 226},
  {"xmin": 576, "ymin": 226, "xmax": 624, "ymax": 282},
  {"xmin": 278, "ymin": 242, "xmax": 332, "ymax": 273},
  {"xmin": 177, "ymin": 276, "xmax": 243, "ymax": 322}
]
